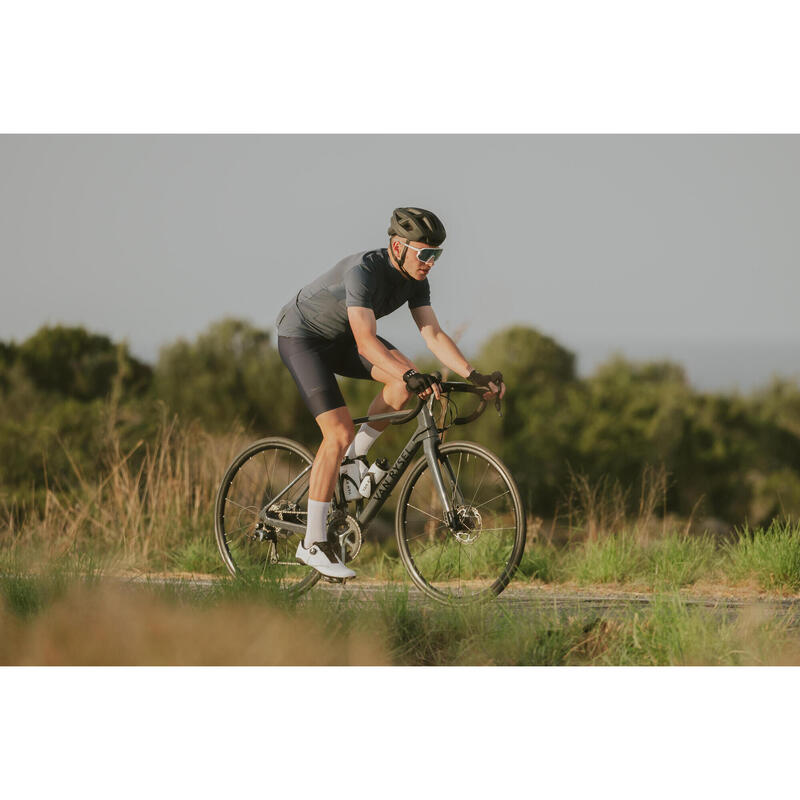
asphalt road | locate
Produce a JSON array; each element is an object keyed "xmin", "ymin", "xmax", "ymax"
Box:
[{"xmin": 126, "ymin": 574, "xmax": 800, "ymax": 624}]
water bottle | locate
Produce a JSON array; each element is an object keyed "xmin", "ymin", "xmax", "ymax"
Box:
[
  {"xmin": 358, "ymin": 457, "xmax": 390, "ymax": 498},
  {"xmin": 340, "ymin": 457, "xmax": 368, "ymax": 502}
]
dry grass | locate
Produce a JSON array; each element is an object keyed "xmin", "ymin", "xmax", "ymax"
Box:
[
  {"xmin": 2, "ymin": 416, "xmax": 249, "ymax": 569},
  {"xmin": 564, "ymin": 464, "xmax": 672, "ymax": 543},
  {"xmin": 3, "ymin": 412, "xmax": 797, "ymax": 598},
  {"xmin": 0, "ymin": 583, "xmax": 388, "ymax": 665}
]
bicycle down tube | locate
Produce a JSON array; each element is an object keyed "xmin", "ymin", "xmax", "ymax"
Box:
[{"xmin": 357, "ymin": 402, "xmax": 453, "ymax": 529}]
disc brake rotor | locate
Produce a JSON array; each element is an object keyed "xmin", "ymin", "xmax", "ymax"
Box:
[{"xmin": 453, "ymin": 506, "xmax": 482, "ymax": 544}]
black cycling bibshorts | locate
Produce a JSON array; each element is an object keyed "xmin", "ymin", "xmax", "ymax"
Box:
[{"xmin": 277, "ymin": 334, "xmax": 397, "ymax": 419}]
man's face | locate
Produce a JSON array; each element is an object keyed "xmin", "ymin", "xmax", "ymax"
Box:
[{"xmin": 392, "ymin": 238, "xmax": 441, "ymax": 280}]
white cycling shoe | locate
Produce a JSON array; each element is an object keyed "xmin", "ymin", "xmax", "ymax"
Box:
[{"xmin": 295, "ymin": 541, "xmax": 356, "ymax": 580}]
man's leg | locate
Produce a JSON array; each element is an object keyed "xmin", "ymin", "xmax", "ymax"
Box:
[
  {"xmin": 364, "ymin": 364, "xmax": 412, "ymax": 432},
  {"xmin": 294, "ymin": 404, "xmax": 357, "ymax": 580},
  {"xmin": 276, "ymin": 335, "xmax": 357, "ymax": 578},
  {"xmin": 306, "ymin": 406, "xmax": 355, "ymax": 547},
  {"xmin": 310, "ymin": 406, "xmax": 355, "ymax": 500},
  {"xmin": 343, "ymin": 364, "xmax": 412, "ymax": 462}
]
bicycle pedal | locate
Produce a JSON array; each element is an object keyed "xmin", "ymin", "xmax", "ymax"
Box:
[{"xmin": 323, "ymin": 576, "xmax": 347, "ymax": 584}]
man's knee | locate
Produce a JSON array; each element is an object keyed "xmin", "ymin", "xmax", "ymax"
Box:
[
  {"xmin": 323, "ymin": 421, "xmax": 355, "ymax": 452},
  {"xmin": 388, "ymin": 379, "xmax": 410, "ymax": 405}
]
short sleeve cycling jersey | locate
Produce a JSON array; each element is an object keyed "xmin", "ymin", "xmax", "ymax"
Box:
[{"xmin": 276, "ymin": 249, "xmax": 430, "ymax": 340}]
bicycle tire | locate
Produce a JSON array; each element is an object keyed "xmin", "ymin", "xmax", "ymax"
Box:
[
  {"xmin": 214, "ymin": 436, "xmax": 321, "ymax": 596},
  {"xmin": 395, "ymin": 441, "xmax": 526, "ymax": 603}
]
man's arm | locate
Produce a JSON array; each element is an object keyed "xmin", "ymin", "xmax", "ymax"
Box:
[
  {"xmin": 348, "ymin": 306, "xmax": 417, "ymax": 380},
  {"xmin": 410, "ymin": 305, "xmax": 473, "ymax": 378},
  {"xmin": 412, "ymin": 305, "xmax": 505, "ymax": 398}
]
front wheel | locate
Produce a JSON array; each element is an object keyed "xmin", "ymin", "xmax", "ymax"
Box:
[{"xmin": 395, "ymin": 441, "xmax": 526, "ymax": 603}]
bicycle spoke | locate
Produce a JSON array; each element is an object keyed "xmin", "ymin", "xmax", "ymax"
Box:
[
  {"xmin": 406, "ymin": 502, "xmax": 444, "ymax": 523},
  {"xmin": 223, "ymin": 520, "xmax": 257, "ymax": 538},
  {"xmin": 404, "ymin": 529, "xmax": 447, "ymax": 544},
  {"xmin": 398, "ymin": 443, "xmax": 524, "ymax": 602},
  {"xmin": 453, "ymin": 452, "xmax": 463, "ymax": 505},
  {"xmin": 457, "ymin": 540, "xmax": 462, "ymax": 593},
  {"xmin": 473, "ymin": 526, "xmax": 516, "ymax": 533},
  {"xmin": 472, "ymin": 489, "xmax": 511, "ymax": 510},
  {"xmin": 242, "ymin": 460, "xmax": 264, "ymax": 497},
  {"xmin": 224, "ymin": 497, "xmax": 259, "ymax": 513},
  {"xmin": 264, "ymin": 449, "xmax": 276, "ymax": 494},
  {"xmin": 409, "ymin": 536, "xmax": 451, "ymax": 557},
  {"xmin": 430, "ymin": 535, "xmax": 449, "ymax": 584},
  {"xmin": 469, "ymin": 460, "xmax": 491, "ymax": 509}
]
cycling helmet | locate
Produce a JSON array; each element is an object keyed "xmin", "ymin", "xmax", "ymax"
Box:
[{"xmin": 387, "ymin": 207, "xmax": 447, "ymax": 246}]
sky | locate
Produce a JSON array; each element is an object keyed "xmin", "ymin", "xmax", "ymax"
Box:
[{"xmin": 1, "ymin": 134, "xmax": 798, "ymax": 391}]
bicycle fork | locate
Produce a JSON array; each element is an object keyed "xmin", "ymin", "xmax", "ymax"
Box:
[{"xmin": 422, "ymin": 435, "xmax": 465, "ymax": 531}]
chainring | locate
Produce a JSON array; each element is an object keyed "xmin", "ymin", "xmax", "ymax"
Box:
[{"xmin": 327, "ymin": 509, "xmax": 363, "ymax": 563}]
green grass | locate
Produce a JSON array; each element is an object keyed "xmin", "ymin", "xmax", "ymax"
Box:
[
  {"xmin": 644, "ymin": 533, "xmax": 721, "ymax": 588},
  {"xmin": 725, "ymin": 521, "xmax": 800, "ymax": 591},
  {"xmin": 3, "ymin": 560, "xmax": 799, "ymax": 665},
  {"xmin": 517, "ymin": 542, "xmax": 558, "ymax": 582},
  {"xmin": 156, "ymin": 522, "xmax": 800, "ymax": 595},
  {"xmin": 590, "ymin": 594, "xmax": 800, "ymax": 665},
  {"xmin": 0, "ymin": 551, "xmax": 104, "ymax": 619},
  {"xmin": 168, "ymin": 536, "xmax": 228, "ymax": 575},
  {"xmin": 351, "ymin": 540, "xmax": 408, "ymax": 581},
  {"xmin": 554, "ymin": 530, "xmax": 725, "ymax": 590},
  {"xmin": 563, "ymin": 531, "xmax": 644, "ymax": 585}
]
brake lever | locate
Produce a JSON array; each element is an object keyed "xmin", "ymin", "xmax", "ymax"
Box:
[{"xmin": 495, "ymin": 395, "xmax": 502, "ymax": 417}]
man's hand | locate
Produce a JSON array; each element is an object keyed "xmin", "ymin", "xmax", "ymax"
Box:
[
  {"xmin": 403, "ymin": 369, "xmax": 442, "ymax": 400},
  {"xmin": 467, "ymin": 369, "xmax": 506, "ymax": 400}
]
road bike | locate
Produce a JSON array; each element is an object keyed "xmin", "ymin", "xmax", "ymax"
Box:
[{"xmin": 213, "ymin": 375, "xmax": 526, "ymax": 604}]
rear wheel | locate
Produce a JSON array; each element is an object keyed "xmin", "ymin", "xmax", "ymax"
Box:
[
  {"xmin": 214, "ymin": 437, "xmax": 320, "ymax": 596},
  {"xmin": 395, "ymin": 441, "xmax": 526, "ymax": 603}
]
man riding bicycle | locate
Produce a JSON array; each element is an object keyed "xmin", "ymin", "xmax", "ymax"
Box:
[{"xmin": 275, "ymin": 207, "xmax": 505, "ymax": 580}]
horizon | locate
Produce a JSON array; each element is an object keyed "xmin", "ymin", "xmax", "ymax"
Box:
[
  {"xmin": 2, "ymin": 135, "xmax": 798, "ymax": 394},
  {"xmin": 4, "ymin": 316, "xmax": 797, "ymax": 394}
]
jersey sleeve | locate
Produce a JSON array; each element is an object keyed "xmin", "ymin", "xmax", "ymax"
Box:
[
  {"xmin": 345, "ymin": 264, "xmax": 377, "ymax": 309},
  {"xmin": 408, "ymin": 277, "xmax": 431, "ymax": 309}
]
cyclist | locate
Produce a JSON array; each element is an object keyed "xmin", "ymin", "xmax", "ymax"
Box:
[{"xmin": 275, "ymin": 207, "xmax": 505, "ymax": 580}]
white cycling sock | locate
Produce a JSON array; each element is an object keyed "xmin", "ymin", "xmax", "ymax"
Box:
[
  {"xmin": 345, "ymin": 423, "xmax": 383, "ymax": 459},
  {"xmin": 304, "ymin": 499, "xmax": 330, "ymax": 548}
]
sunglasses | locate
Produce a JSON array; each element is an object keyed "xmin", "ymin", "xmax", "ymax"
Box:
[{"xmin": 403, "ymin": 242, "xmax": 444, "ymax": 264}]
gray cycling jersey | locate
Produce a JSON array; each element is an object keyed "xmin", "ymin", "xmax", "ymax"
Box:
[{"xmin": 275, "ymin": 248, "xmax": 431, "ymax": 340}]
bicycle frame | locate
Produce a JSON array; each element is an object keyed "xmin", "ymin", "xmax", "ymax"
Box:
[{"xmin": 259, "ymin": 397, "xmax": 464, "ymax": 535}]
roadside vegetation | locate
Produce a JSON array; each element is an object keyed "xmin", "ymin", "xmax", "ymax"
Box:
[
  {"xmin": 4, "ymin": 400, "xmax": 800, "ymax": 594},
  {"xmin": 4, "ymin": 319, "xmax": 800, "ymax": 530},
  {"xmin": 3, "ymin": 320, "xmax": 800, "ymax": 664},
  {"xmin": 1, "ymin": 563, "xmax": 799, "ymax": 665}
]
